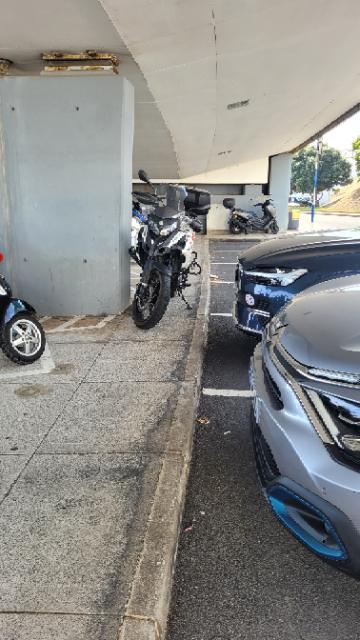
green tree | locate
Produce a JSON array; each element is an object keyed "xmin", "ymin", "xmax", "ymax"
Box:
[
  {"xmin": 352, "ymin": 136, "xmax": 360, "ymax": 178},
  {"xmin": 291, "ymin": 145, "xmax": 352, "ymax": 194}
]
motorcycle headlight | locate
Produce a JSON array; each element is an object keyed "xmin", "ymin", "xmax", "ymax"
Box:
[
  {"xmin": 159, "ymin": 220, "xmax": 178, "ymax": 236},
  {"xmin": 148, "ymin": 219, "xmax": 160, "ymax": 236},
  {"xmin": 244, "ymin": 268, "xmax": 307, "ymax": 286}
]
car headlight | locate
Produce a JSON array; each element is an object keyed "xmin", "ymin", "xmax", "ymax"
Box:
[
  {"xmin": 160, "ymin": 220, "xmax": 178, "ymax": 236},
  {"xmin": 320, "ymin": 392, "xmax": 360, "ymax": 456},
  {"xmin": 244, "ymin": 268, "xmax": 307, "ymax": 286}
]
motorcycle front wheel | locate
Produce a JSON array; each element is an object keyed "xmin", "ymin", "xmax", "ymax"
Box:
[
  {"xmin": 271, "ymin": 221, "xmax": 279, "ymax": 234},
  {"xmin": 132, "ymin": 268, "xmax": 171, "ymax": 329}
]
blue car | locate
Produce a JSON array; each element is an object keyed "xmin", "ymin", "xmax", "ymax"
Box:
[{"xmin": 234, "ymin": 229, "xmax": 360, "ymax": 336}]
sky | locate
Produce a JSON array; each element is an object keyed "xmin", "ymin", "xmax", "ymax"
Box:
[{"xmin": 322, "ymin": 110, "xmax": 360, "ymax": 174}]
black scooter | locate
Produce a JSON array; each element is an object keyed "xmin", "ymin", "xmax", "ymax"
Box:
[
  {"xmin": 0, "ymin": 252, "xmax": 46, "ymax": 364},
  {"xmin": 224, "ymin": 198, "xmax": 279, "ymax": 234}
]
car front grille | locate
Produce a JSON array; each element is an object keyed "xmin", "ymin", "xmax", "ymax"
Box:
[
  {"xmin": 252, "ymin": 420, "xmax": 280, "ymax": 485},
  {"xmin": 263, "ymin": 360, "xmax": 283, "ymax": 410}
]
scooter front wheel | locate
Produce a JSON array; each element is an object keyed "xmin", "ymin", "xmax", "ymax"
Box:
[{"xmin": 1, "ymin": 313, "xmax": 46, "ymax": 365}]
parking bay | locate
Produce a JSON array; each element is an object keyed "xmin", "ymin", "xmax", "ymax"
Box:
[{"xmin": 167, "ymin": 239, "xmax": 360, "ymax": 640}]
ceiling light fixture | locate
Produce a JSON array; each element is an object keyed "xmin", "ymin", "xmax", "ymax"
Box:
[{"xmin": 41, "ymin": 51, "xmax": 119, "ymax": 75}]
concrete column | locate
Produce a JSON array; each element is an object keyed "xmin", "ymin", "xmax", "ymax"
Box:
[
  {"xmin": 268, "ymin": 153, "xmax": 292, "ymax": 230},
  {"xmin": 0, "ymin": 75, "xmax": 134, "ymax": 316}
]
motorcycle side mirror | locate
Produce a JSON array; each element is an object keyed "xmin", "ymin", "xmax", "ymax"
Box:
[{"xmin": 138, "ymin": 169, "xmax": 151, "ymax": 185}]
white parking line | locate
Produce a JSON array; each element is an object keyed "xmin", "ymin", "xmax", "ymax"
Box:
[
  {"xmin": 210, "ymin": 281, "xmax": 233, "ymax": 285},
  {"xmin": 211, "ymin": 262, "xmax": 235, "ymax": 265},
  {"xmin": 202, "ymin": 388, "xmax": 255, "ymax": 397},
  {"xmin": 0, "ymin": 343, "xmax": 55, "ymax": 380},
  {"xmin": 47, "ymin": 316, "xmax": 85, "ymax": 333},
  {"xmin": 210, "ymin": 313, "xmax": 232, "ymax": 317},
  {"xmin": 96, "ymin": 315, "xmax": 116, "ymax": 329}
]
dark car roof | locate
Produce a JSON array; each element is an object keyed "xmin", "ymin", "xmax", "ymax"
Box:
[
  {"xmin": 279, "ymin": 276, "xmax": 360, "ymax": 374},
  {"xmin": 240, "ymin": 228, "xmax": 360, "ymax": 264}
]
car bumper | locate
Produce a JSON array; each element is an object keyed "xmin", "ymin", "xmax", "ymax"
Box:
[
  {"xmin": 250, "ymin": 343, "xmax": 360, "ymax": 576},
  {"xmin": 234, "ymin": 300, "xmax": 270, "ymax": 335}
]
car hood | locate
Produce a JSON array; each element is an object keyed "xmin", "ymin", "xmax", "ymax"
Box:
[
  {"xmin": 279, "ymin": 278, "xmax": 360, "ymax": 374},
  {"xmin": 240, "ymin": 228, "xmax": 360, "ymax": 266}
]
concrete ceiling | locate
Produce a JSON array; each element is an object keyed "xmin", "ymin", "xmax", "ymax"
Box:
[
  {"xmin": 0, "ymin": 0, "xmax": 179, "ymax": 178},
  {"xmin": 101, "ymin": 0, "xmax": 360, "ymax": 179},
  {"xmin": 2, "ymin": 0, "xmax": 360, "ymax": 181}
]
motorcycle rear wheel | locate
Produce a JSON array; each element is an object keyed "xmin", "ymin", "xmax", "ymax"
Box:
[
  {"xmin": 132, "ymin": 268, "xmax": 171, "ymax": 330},
  {"xmin": 229, "ymin": 222, "xmax": 243, "ymax": 234}
]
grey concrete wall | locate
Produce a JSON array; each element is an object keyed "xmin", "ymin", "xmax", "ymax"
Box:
[
  {"xmin": 269, "ymin": 153, "xmax": 292, "ymax": 230},
  {"xmin": 0, "ymin": 75, "xmax": 134, "ymax": 315}
]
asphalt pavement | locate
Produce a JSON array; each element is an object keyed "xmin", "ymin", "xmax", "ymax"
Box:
[{"xmin": 167, "ymin": 239, "xmax": 360, "ymax": 640}]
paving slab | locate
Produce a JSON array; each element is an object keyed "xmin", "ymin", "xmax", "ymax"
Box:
[
  {"xmin": 0, "ymin": 455, "xmax": 29, "ymax": 502},
  {"xmin": 109, "ymin": 313, "xmax": 195, "ymax": 343},
  {"xmin": 0, "ymin": 238, "xmax": 208, "ymax": 640},
  {"xmin": 39, "ymin": 381, "xmax": 178, "ymax": 454},
  {"xmin": 0, "ymin": 453, "xmax": 160, "ymax": 615},
  {"xmin": 0, "ymin": 382, "xmax": 76, "ymax": 455},
  {"xmin": 85, "ymin": 341, "xmax": 187, "ymax": 383},
  {"xmin": 0, "ymin": 614, "xmax": 120, "ymax": 640}
]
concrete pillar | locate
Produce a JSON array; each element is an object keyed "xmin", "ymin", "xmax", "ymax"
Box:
[
  {"xmin": 268, "ymin": 153, "xmax": 292, "ymax": 230},
  {"xmin": 0, "ymin": 75, "xmax": 134, "ymax": 316}
]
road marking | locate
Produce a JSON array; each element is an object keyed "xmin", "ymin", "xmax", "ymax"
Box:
[
  {"xmin": 202, "ymin": 388, "xmax": 255, "ymax": 397},
  {"xmin": 46, "ymin": 315, "xmax": 116, "ymax": 334},
  {"xmin": 211, "ymin": 262, "xmax": 235, "ymax": 265},
  {"xmin": 47, "ymin": 316, "xmax": 85, "ymax": 333},
  {"xmin": 210, "ymin": 313, "xmax": 232, "ymax": 317},
  {"xmin": 210, "ymin": 280, "xmax": 233, "ymax": 284},
  {"xmin": 96, "ymin": 315, "xmax": 116, "ymax": 329},
  {"xmin": 0, "ymin": 343, "xmax": 55, "ymax": 380}
]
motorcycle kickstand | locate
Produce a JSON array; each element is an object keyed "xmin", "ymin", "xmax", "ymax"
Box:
[{"xmin": 178, "ymin": 290, "xmax": 192, "ymax": 310}]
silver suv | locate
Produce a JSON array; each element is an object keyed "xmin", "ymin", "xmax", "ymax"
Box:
[{"xmin": 249, "ymin": 275, "xmax": 360, "ymax": 578}]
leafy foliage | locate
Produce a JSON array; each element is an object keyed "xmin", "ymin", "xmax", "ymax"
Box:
[
  {"xmin": 291, "ymin": 145, "xmax": 352, "ymax": 193},
  {"xmin": 352, "ymin": 136, "xmax": 360, "ymax": 179}
]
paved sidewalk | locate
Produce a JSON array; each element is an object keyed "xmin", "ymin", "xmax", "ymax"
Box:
[{"xmin": 0, "ymin": 239, "xmax": 208, "ymax": 640}]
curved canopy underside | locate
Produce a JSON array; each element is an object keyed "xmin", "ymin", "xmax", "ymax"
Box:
[{"xmin": 2, "ymin": 0, "xmax": 359, "ymax": 181}]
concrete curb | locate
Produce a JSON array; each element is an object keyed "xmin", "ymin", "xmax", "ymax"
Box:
[{"xmin": 118, "ymin": 239, "xmax": 210, "ymax": 640}]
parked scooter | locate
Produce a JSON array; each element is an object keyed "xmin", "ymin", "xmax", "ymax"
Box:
[
  {"xmin": 0, "ymin": 252, "xmax": 45, "ymax": 364},
  {"xmin": 129, "ymin": 170, "xmax": 210, "ymax": 329},
  {"xmin": 224, "ymin": 198, "xmax": 279, "ymax": 234}
]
